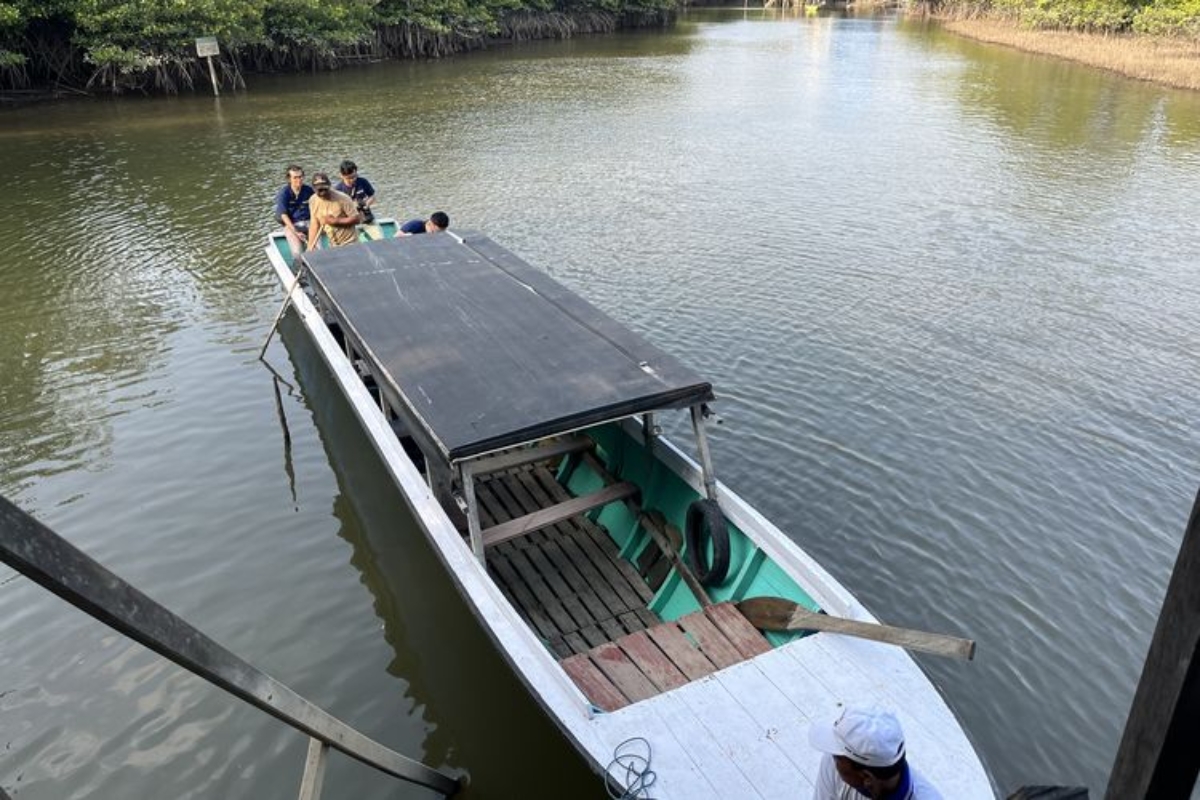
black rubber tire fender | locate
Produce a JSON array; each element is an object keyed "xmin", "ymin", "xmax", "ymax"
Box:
[{"xmin": 685, "ymin": 498, "xmax": 731, "ymax": 587}]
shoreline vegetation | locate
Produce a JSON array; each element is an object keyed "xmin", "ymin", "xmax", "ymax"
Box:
[
  {"xmin": 920, "ymin": 0, "xmax": 1200, "ymax": 90},
  {"xmin": 0, "ymin": 1, "xmax": 673, "ymax": 98},
  {"xmin": 0, "ymin": 0, "xmax": 1197, "ymax": 99},
  {"xmin": 937, "ymin": 17, "xmax": 1200, "ymax": 91}
]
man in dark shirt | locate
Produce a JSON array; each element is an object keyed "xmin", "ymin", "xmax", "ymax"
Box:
[
  {"xmin": 274, "ymin": 165, "xmax": 314, "ymax": 258},
  {"xmin": 334, "ymin": 159, "xmax": 377, "ymax": 225},
  {"xmin": 400, "ymin": 211, "xmax": 449, "ymax": 235}
]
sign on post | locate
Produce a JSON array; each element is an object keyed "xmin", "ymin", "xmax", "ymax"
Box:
[
  {"xmin": 195, "ymin": 37, "xmax": 220, "ymax": 96},
  {"xmin": 195, "ymin": 37, "xmax": 219, "ymax": 58}
]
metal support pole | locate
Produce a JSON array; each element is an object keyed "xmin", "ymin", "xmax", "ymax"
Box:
[
  {"xmin": 642, "ymin": 413, "xmax": 659, "ymax": 450},
  {"xmin": 689, "ymin": 404, "xmax": 719, "ymax": 503},
  {"xmin": 260, "ymin": 261, "xmax": 308, "ymax": 360},
  {"xmin": 206, "ymin": 55, "xmax": 220, "ymax": 96},
  {"xmin": 458, "ymin": 463, "xmax": 485, "ymax": 563}
]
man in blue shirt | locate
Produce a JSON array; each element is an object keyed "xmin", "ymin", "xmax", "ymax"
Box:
[
  {"xmin": 400, "ymin": 211, "xmax": 449, "ymax": 235},
  {"xmin": 334, "ymin": 159, "xmax": 376, "ymax": 225},
  {"xmin": 274, "ymin": 165, "xmax": 313, "ymax": 259}
]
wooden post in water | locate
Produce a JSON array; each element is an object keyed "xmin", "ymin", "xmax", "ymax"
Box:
[{"xmin": 1105, "ymin": 487, "xmax": 1200, "ymax": 799}]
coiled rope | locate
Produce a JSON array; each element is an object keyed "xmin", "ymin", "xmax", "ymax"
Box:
[{"xmin": 604, "ymin": 736, "xmax": 657, "ymax": 799}]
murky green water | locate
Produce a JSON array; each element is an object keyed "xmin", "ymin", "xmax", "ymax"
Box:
[{"xmin": 2, "ymin": 9, "xmax": 1199, "ymax": 798}]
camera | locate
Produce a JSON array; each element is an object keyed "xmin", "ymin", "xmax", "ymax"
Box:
[{"xmin": 357, "ymin": 201, "xmax": 375, "ymax": 225}]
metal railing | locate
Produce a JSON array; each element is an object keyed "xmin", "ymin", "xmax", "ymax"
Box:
[{"xmin": 0, "ymin": 495, "xmax": 460, "ymax": 799}]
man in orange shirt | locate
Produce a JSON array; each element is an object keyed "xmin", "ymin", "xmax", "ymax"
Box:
[{"xmin": 306, "ymin": 173, "xmax": 361, "ymax": 249}]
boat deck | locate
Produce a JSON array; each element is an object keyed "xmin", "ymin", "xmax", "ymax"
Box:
[
  {"xmin": 478, "ymin": 465, "xmax": 772, "ymax": 711},
  {"xmin": 479, "ymin": 466, "xmax": 661, "ymax": 658}
]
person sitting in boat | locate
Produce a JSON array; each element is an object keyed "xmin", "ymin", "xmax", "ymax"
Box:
[
  {"xmin": 274, "ymin": 164, "xmax": 314, "ymax": 259},
  {"xmin": 399, "ymin": 211, "xmax": 449, "ymax": 235},
  {"xmin": 334, "ymin": 159, "xmax": 377, "ymax": 226},
  {"xmin": 809, "ymin": 706, "xmax": 943, "ymax": 799},
  {"xmin": 306, "ymin": 173, "xmax": 361, "ymax": 250}
]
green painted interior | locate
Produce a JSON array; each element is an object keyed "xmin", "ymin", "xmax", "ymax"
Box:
[
  {"xmin": 269, "ymin": 220, "xmax": 401, "ymax": 261},
  {"xmin": 564, "ymin": 421, "xmax": 822, "ymax": 646}
]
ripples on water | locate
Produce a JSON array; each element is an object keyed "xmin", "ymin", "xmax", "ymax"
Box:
[{"xmin": 2, "ymin": 11, "xmax": 1200, "ymax": 799}]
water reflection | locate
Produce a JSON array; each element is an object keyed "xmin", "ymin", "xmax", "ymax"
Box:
[{"xmin": 903, "ymin": 19, "xmax": 1200, "ymax": 148}]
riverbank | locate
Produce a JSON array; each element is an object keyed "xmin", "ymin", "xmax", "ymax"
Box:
[{"xmin": 941, "ymin": 18, "xmax": 1200, "ymax": 91}]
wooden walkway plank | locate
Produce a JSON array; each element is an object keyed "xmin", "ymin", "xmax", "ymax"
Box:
[
  {"xmin": 618, "ymin": 611, "xmax": 647, "ymax": 635},
  {"xmin": 538, "ymin": 536, "xmax": 615, "ymax": 620},
  {"xmin": 579, "ymin": 624, "xmax": 610, "ymax": 649},
  {"xmin": 482, "ymin": 479, "xmax": 598, "ymax": 633},
  {"xmin": 649, "ymin": 689, "xmax": 767, "ymax": 800},
  {"xmin": 487, "ymin": 551, "xmax": 560, "ymax": 641},
  {"xmin": 645, "ymin": 622, "xmax": 717, "ymax": 681},
  {"xmin": 599, "ymin": 617, "xmax": 627, "ymax": 643},
  {"xmin": 531, "ymin": 467, "xmax": 655, "ymax": 605},
  {"xmin": 590, "ymin": 643, "xmax": 659, "ymax": 703},
  {"xmin": 520, "ymin": 541, "xmax": 595, "ymax": 631},
  {"xmin": 523, "ymin": 468, "xmax": 650, "ymax": 610},
  {"xmin": 494, "ymin": 473, "xmax": 646, "ymax": 640},
  {"xmin": 503, "ymin": 547, "xmax": 579, "ymax": 635},
  {"xmin": 711, "ymin": 655, "xmax": 824, "ymax": 783},
  {"xmin": 595, "ymin": 695, "xmax": 724, "ymax": 800},
  {"xmin": 706, "ymin": 603, "xmax": 772, "ymax": 659},
  {"xmin": 545, "ymin": 634, "xmax": 575, "ymax": 659},
  {"xmin": 505, "ymin": 473, "xmax": 616, "ymax": 622},
  {"xmin": 561, "ymin": 654, "xmax": 630, "ymax": 712},
  {"xmin": 635, "ymin": 608, "xmax": 661, "ymax": 629},
  {"xmin": 672, "ymin": 669, "xmax": 814, "ymax": 799},
  {"xmin": 678, "ymin": 609, "xmax": 745, "ymax": 670},
  {"xmin": 616, "ymin": 630, "xmax": 689, "ymax": 692}
]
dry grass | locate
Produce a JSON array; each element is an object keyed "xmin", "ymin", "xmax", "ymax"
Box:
[{"xmin": 941, "ymin": 18, "xmax": 1200, "ymax": 91}]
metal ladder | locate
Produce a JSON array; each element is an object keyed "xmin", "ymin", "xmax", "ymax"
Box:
[{"xmin": 0, "ymin": 495, "xmax": 460, "ymax": 800}]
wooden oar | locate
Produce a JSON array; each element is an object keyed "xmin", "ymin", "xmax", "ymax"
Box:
[{"xmin": 737, "ymin": 597, "xmax": 976, "ymax": 661}]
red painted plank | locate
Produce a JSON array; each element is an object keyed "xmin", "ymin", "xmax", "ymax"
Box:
[
  {"xmin": 561, "ymin": 654, "xmax": 630, "ymax": 712},
  {"xmin": 616, "ymin": 630, "xmax": 689, "ymax": 692},
  {"xmin": 645, "ymin": 622, "xmax": 716, "ymax": 681},
  {"xmin": 706, "ymin": 602, "xmax": 773, "ymax": 659},
  {"xmin": 590, "ymin": 642, "xmax": 659, "ymax": 703},
  {"xmin": 678, "ymin": 609, "xmax": 744, "ymax": 670}
]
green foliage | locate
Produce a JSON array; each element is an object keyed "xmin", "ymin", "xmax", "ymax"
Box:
[
  {"xmin": 943, "ymin": 0, "xmax": 1199, "ymax": 34},
  {"xmin": 74, "ymin": 0, "xmax": 266, "ymax": 51},
  {"xmin": 1022, "ymin": 0, "xmax": 1132, "ymax": 31},
  {"xmin": 1133, "ymin": 0, "xmax": 1200, "ymax": 34},
  {"xmin": 263, "ymin": 0, "xmax": 375, "ymax": 49}
]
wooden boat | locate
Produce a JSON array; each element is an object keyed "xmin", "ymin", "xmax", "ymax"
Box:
[{"xmin": 265, "ymin": 227, "xmax": 995, "ymax": 798}]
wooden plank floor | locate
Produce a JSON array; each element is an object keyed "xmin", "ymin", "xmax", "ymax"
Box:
[
  {"xmin": 480, "ymin": 464, "xmax": 772, "ymax": 710},
  {"xmin": 480, "ymin": 466, "xmax": 658, "ymax": 659},
  {"xmin": 561, "ymin": 603, "xmax": 771, "ymax": 711}
]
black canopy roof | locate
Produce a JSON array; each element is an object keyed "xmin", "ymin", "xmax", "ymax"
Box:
[{"xmin": 301, "ymin": 233, "xmax": 713, "ymax": 462}]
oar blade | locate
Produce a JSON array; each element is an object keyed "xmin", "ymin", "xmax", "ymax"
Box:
[{"xmin": 737, "ymin": 597, "xmax": 805, "ymax": 631}]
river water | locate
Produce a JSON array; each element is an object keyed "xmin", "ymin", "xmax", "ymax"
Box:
[{"xmin": 2, "ymin": 9, "xmax": 1199, "ymax": 799}]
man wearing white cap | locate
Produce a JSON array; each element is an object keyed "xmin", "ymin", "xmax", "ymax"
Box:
[{"xmin": 809, "ymin": 706, "xmax": 943, "ymax": 800}]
